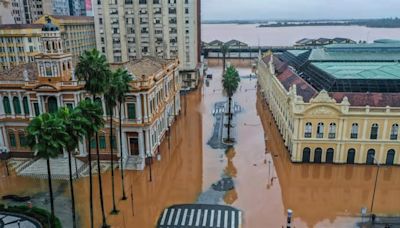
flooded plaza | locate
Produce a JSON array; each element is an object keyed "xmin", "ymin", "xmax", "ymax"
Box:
[{"xmin": 1, "ymin": 62, "xmax": 400, "ymax": 228}]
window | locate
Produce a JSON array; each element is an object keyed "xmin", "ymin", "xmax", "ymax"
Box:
[
  {"xmin": 47, "ymin": 97, "xmax": 58, "ymax": 113},
  {"xmin": 9, "ymin": 132, "xmax": 16, "ymax": 147},
  {"xmin": 304, "ymin": 122, "xmax": 312, "ymax": 138},
  {"xmin": 66, "ymin": 103, "xmax": 73, "ymax": 110},
  {"xmin": 19, "ymin": 133, "xmax": 27, "ymax": 147},
  {"xmin": 33, "ymin": 103, "xmax": 40, "ymax": 116},
  {"xmin": 316, "ymin": 123, "xmax": 324, "ymax": 138},
  {"xmin": 90, "ymin": 137, "xmax": 97, "ymax": 148},
  {"xmin": 328, "ymin": 123, "xmax": 336, "ymax": 139},
  {"xmin": 127, "ymin": 103, "xmax": 136, "ymax": 119},
  {"xmin": 351, "ymin": 123, "xmax": 358, "ymax": 139},
  {"xmin": 111, "ymin": 136, "xmax": 117, "ymax": 149},
  {"xmin": 153, "ymin": 0, "xmax": 159, "ymax": 3},
  {"xmin": 13, "ymin": 97, "xmax": 21, "ymax": 114},
  {"xmin": 139, "ymin": 0, "xmax": 146, "ymax": 4},
  {"xmin": 347, "ymin": 148, "xmax": 355, "ymax": 164},
  {"xmin": 99, "ymin": 136, "xmax": 106, "ymax": 149},
  {"xmin": 386, "ymin": 149, "xmax": 395, "ymax": 165},
  {"xmin": 3, "ymin": 96, "xmax": 11, "ymax": 114},
  {"xmin": 23, "ymin": 97, "xmax": 29, "ymax": 115},
  {"xmin": 390, "ymin": 124, "xmax": 398, "ymax": 140},
  {"xmin": 370, "ymin": 123, "xmax": 378, "ymax": 140}
]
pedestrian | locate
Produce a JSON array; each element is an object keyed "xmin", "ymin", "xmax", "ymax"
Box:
[{"xmin": 371, "ymin": 214, "xmax": 376, "ymax": 224}]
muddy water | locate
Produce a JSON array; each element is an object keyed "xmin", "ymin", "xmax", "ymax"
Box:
[{"xmin": 1, "ymin": 64, "xmax": 400, "ymax": 228}]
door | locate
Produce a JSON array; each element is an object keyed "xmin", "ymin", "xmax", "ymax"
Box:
[
  {"xmin": 326, "ymin": 148, "xmax": 334, "ymax": 163},
  {"xmin": 347, "ymin": 149, "xmax": 355, "ymax": 164},
  {"xmin": 302, "ymin": 148, "xmax": 310, "ymax": 163},
  {"xmin": 386, "ymin": 150, "xmax": 395, "ymax": 165},
  {"xmin": 314, "ymin": 148, "xmax": 322, "ymax": 163},
  {"xmin": 129, "ymin": 137, "xmax": 139, "ymax": 156},
  {"xmin": 366, "ymin": 149, "xmax": 375, "ymax": 165}
]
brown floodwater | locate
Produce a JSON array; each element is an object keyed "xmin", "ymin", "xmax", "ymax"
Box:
[{"xmin": 1, "ymin": 63, "xmax": 400, "ymax": 228}]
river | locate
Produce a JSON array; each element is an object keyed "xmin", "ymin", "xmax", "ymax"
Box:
[{"xmin": 202, "ymin": 24, "xmax": 400, "ymax": 46}]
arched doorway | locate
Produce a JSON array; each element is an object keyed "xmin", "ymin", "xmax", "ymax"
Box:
[
  {"xmin": 347, "ymin": 149, "xmax": 355, "ymax": 164},
  {"xmin": 366, "ymin": 149, "xmax": 375, "ymax": 165},
  {"xmin": 47, "ymin": 96, "xmax": 58, "ymax": 113},
  {"xmin": 302, "ymin": 147, "xmax": 310, "ymax": 163},
  {"xmin": 314, "ymin": 148, "xmax": 322, "ymax": 163},
  {"xmin": 326, "ymin": 148, "xmax": 334, "ymax": 163},
  {"xmin": 386, "ymin": 149, "xmax": 395, "ymax": 165}
]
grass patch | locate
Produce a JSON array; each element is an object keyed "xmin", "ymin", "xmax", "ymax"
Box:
[{"xmin": 0, "ymin": 204, "xmax": 62, "ymax": 228}]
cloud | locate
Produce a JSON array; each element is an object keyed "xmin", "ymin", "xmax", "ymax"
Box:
[{"xmin": 202, "ymin": 0, "xmax": 400, "ymax": 20}]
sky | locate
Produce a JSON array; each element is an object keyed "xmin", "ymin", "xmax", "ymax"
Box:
[{"xmin": 202, "ymin": 0, "xmax": 400, "ymax": 21}]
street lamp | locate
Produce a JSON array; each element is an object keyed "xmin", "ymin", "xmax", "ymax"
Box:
[{"xmin": 370, "ymin": 155, "xmax": 381, "ymax": 221}]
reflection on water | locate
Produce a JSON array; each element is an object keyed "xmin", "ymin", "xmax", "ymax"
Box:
[{"xmin": 1, "ymin": 64, "xmax": 400, "ymax": 228}]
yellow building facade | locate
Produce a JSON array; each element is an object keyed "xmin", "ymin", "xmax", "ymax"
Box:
[{"xmin": 258, "ymin": 51, "xmax": 400, "ymax": 165}]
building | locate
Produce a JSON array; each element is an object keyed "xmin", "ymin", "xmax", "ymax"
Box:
[
  {"xmin": 0, "ymin": 24, "xmax": 43, "ymax": 70},
  {"xmin": 294, "ymin": 37, "xmax": 356, "ymax": 47},
  {"xmin": 0, "ymin": 15, "xmax": 95, "ymax": 70},
  {"xmin": 0, "ymin": 18, "xmax": 182, "ymax": 170},
  {"xmin": 0, "ymin": 0, "xmax": 16, "ymax": 24},
  {"xmin": 257, "ymin": 43, "xmax": 400, "ymax": 165},
  {"xmin": 94, "ymin": 0, "xmax": 201, "ymax": 90},
  {"xmin": 34, "ymin": 15, "xmax": 96, "ymax": 64}
]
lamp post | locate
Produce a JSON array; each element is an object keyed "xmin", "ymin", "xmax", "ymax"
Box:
[
  {"xmin": 370, "ymin": 155, "xmax": 380, "ymax": 219},
  {"xmin": 146, "ymin": 153, "xmax": 153, "ymax": 182}
]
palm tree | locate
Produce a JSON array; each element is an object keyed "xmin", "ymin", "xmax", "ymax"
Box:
[
  {"xmin": 221, "ymin": 43, "xmax": 229, "ymax": 73},
  {"xmin": 104, "ymin": 70, "xmax": 120, "ymax": 214},
  {"xmin": 26, "ymin": 113, "xmax": 68, "ymax": 227},
  {"xmin": 113, "ymin": 68, "xmax": 132, "ymax": 200},
  {"xmin": 75, "ymin": 48, "xmax": 110, "ymax": 228},
  {"xmin": 57, "ymin": 107, "xmax": 90, "ymax": 228},
  {"xmin": 222, "ymin": 65, "xmax": 240, "ymax": 143}
]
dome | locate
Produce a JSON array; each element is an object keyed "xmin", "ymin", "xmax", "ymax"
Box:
[{"xmin": 42, "ymin": 16, "xmax": 59, "ymax": 32}]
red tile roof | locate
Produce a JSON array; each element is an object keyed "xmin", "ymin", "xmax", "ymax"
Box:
[
  {"xmin": 330, "ymin": 92, "xmax": 400, "ymax": 107},
  {"xmin": 276, "ymin": 68, "xmax": 318, "ymax": 102}
]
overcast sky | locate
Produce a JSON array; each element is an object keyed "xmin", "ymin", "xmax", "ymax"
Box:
[{"xmin": 202, "ymin": 0, "xmax": 400, "ymax": 21}]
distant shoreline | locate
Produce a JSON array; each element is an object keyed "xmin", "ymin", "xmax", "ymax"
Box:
[{"xmin": 202, "ymin": 18, "xmax": 400, "ymax": 28}]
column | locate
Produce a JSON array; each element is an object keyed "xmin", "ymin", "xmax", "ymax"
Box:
[
  {"xmin": 27, "ymin": 95, "xmax": 32, "ymax": 117},
  {"xmin": 78, "ymin": 139, "xmax": 86, "ymax": 156},
  {"xmin": 2, "ymin": 126, "xmax": 8, "ymax": 148},
  {"xmin": 18, "ymin": 92, "xmax": 24, "ymax": 116},
  {"xmin": 8, "ymin": 92, "xmax": 14, "ymax": 115},
  {"xmin": 56, "ymin": 94, "xmax": 61, "ymax": 108},
  {"xmin": 0, "ymin": 94, "xmax": 4, "ymax": 116},
  {"xmin": 121, "ymin": 131, "xmax": 128, "ymax": 160},
  {"xmin": 0, "ymin": 126, "xmax": 5, "ymax": 147},
  {"xmin": 138, "ymin": 131, "xmax": 145, "ymax": 157},
  {"xmin": 145, "ymin": 129, "xmax": 151, "ymax": 155},
  {"xmin": 143, "ymin": 94, "xmax": 148, "ymax": 121},
  {"xmin": 136, "ymin": 94, "xmax": 142, "ymax": 124}
]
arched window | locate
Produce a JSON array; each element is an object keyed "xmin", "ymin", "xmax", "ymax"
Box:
[
  {"xmin": 47, "ymin": 96, "xmax": 58, "ymax": 113},
  {"xmin": 302, "ymin": 147, "xmax": 310, "ymax": 163},
  {"xmin": 366, "ymin": 149, "xmax": 375, "ymax": 165},
  {"xmin": 316, "ymin": 123, "xmax": 324, "ymax": 138},
  {"xmin": 351, "ymin": 123, "xmax": 358, "ymax": 139},
  {"xmin": 386, "ymin": 149, "xmax": 395, "ymax": 165},
  {"xmin": 314, "ymin": 147, "xmax": 322, "ymax": 163},
  {"xmin": 390, "ymin": 124, "xmax": 399, "ymax": 140},
  {"xmin": 8, "ymin": 131, "xmax": 16, "ymax": 147},
  {"xmin": 22, "ymin": 97, "xmax": 29, "ymax": 115},
  {"xmin": 347, "ymin": 148, "xmax": 356, "ymax": 164},
  {"xmin": 3, "ymin": 96, "xmax": 11, "ymax": 114},
  {"xmin": 12, "ymin": 97, "xmax": 21, "ymax": 114},
  {"xmin": 326, "ymin": 148, "xmax": 334, "ymax": 163},
  {"xmin": 304, "ymin": 122, "xmax": 312, "ymax": 138},
  {"xmin": 370, "ymin": 123, "xmax": 378, "ymax": 139},
  {"xmin": 328, "ymin": 123, "xmax": 336, "ymax": 139}
]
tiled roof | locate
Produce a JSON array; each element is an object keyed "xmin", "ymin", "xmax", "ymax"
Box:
[
  {"xmin": 330, "ymin": 92, "xmax": 400, "ymax": 107},
  {"xmin": 0, "ymin": 24, "xmax": 42, "ymax": 29},
  {"xmin": 276, "ymin": 68, "xmax": 318, "ymax": 102},
  {"xmin": 0, "ymin": 63, "xmax": 38, "ymax": 81},
  {"xmin": 111, "ymin": 56, "xmax": 175, "ymax": 80}
]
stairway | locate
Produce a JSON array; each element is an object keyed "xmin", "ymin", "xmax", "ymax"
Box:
[{"xmin": 125, "ymin": 156, "xmax": 145, "ymax": 170}]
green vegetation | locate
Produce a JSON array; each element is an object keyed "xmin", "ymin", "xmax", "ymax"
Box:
[
  {"xmin": 220, "ymin": 44, "xmax": 230, "ymax": 73},
  {"xmin": 0, "ymin": 204, "xmax": 62, "ymax": 228},
  {"xmin": 222, "ymin": 66, "xmax": 240, "ymax": 143}
]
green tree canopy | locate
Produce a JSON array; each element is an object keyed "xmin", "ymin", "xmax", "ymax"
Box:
[{"xmin": 223, "ymin": 65, "xmax": 240, "ymax": 97}]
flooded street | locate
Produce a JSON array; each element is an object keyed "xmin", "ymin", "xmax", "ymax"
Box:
[{"xmin": 1, "ymin": 63, "xmax": 400, "ymax": 227}]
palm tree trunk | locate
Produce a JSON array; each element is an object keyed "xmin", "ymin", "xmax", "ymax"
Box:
[
  {"xmin": 93, "ymin": 93, "xmax": 108, "ymax": 227},
  {"xmin": 222, "ymin": 54, "xmax": 226, "ymax": 74},
  {"xmin": 67, "ymin": 150, "xmax": 77, "ymax": 228},
  {"xmin": 119, "ymin": 101, "xmax": 127, "ymax": 200},
  {"xmin": 109, "ymin": 107, "xmax": 118, "ymax": 214},
  {"xmin": 87, "ymin": 138, "xmax": 94, "ymax": 228},
  {"xmin": 227, "ymin": 96, "xmax": 232, "ymax": 142},
  {"xmin": 46, "ymin": 158, "xmax": 55, "ymax": 227}
]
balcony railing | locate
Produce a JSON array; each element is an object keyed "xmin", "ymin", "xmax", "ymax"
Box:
[
  {"xmin": 304, "ymin": 132, "xmax": 311, "ymax": 138},
  {"xmin": 350, "ymin": 133, "xmax": 358, "ymax": 139}
]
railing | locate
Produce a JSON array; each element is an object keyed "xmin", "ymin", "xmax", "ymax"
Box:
[
  {"xmin": 304, "ymin": 132, "xmax": 312, "ymax": 138},
  {"xmin": 328, "ymin": 133, "xmax": 336, "ymax": 139},
  {"xmin": 350, "ymin": 133, "xmax": 358, "ymax": 139}
]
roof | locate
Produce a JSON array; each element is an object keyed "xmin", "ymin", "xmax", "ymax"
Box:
[
  {"xmin": 325, "ymin": 43, "xmax": 400, "ymax": 51},
  {"xmin": 111, "ymin": 56, "xmax": 175, "ymax": 80},
  {"xmin": 312, "ymin": 62, "xmax": 400, "ymax": 80},
  {"xmin": 0, "ymin": 24, "xmax": 42, "ymax": 29},
  {"xmin": 208, "ymin": 40, "xmax": 224, "ymax": 46},
  {"xmin": 331, "ymin": 92, "xmax": 400, "ymax": 107},
  {"xmin": 49, "ymin": 15, "xmax": 94, "ymax": 21},
  {"xmin": 276, "ymin": 68, "xmax": 318, "ymax": 102},
  {"xmin": 225, "ymin": 39, "xmax": 248, "ymax": 47},
  {"xmin": 308, "ymin": 48, "xmax": 400, "ymax": 61},
  {"xmin": 0, "ymin": 63, "xmax": 37, "ymax": 81},
  {"xmin": 374, "ymin": 39, "xmax": 400, "ymax": 44}
]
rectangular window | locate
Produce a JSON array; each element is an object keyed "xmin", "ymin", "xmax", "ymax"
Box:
[
  {"xmin": 99, "ymin": 136, "xmax": 106, "ymax": 149},
  {"xmin": 33, "ymin": 103, "xmax": 40, "ymax": 116},
  {"xmin": 90, "ymin": 137, "xmax": 97, "ymax": 148},
  {"xmin": 19, "ymin": 133, "xmax": 27, "ymax": 147},
  {"xmin": 9, "ymin": 133, "xmax": 16, "ymax": 147},
  {"xmin": 127, "ymin": 103, "xmax": 136, "ymax": 119},
  {"xmin": 111, "ymin": 136, "xmax": 117, "ymax": 149},
  {"xmin": 66, "ymin": 103, "xmax": 73, "ymax": 110}
]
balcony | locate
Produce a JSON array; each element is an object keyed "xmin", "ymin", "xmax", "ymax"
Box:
[
  {"xmin": 304, "ymin": 133, "xmax": 311, "ymax": 138},
  {"xmin": 350, "ymin": 133, "xmax": 358, "ymax": 139}
]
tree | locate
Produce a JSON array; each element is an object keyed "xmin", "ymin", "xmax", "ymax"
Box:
[
  {"xmin": 222, "ymin": 65, "xmax": 240, "ymax": 143},
  {"xmin": 75, "ymin": 48, "xmax": 110, "ymax": 228},
  {"xmin": 57, "ymin": 107, "xmax": 90, "ymax": 228},
  {"xmin": 114, "ymin": 68, "xmax": 132, "ymax": 200},
  {"xmin": 104, "ymin": 69, "xmax": 120, "ymax": 214},
  {"xmin": 221, "ymin": 43, "xmax": 230, "ymax": 73},
  {"xmin": 26, "ymin": 113, "xmax": 68, "ymax": 227}
]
